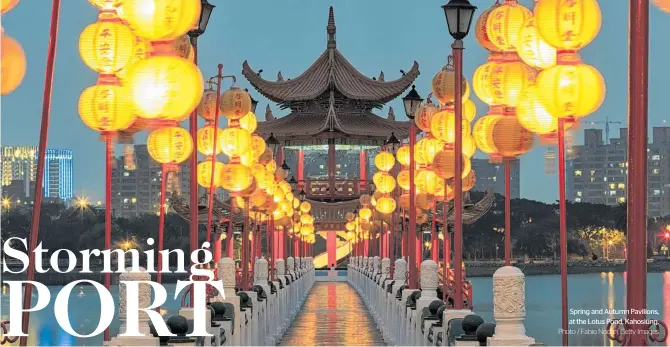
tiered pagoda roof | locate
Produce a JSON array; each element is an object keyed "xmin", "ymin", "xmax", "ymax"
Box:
[{"xmin": 243, "ymin": 7, "xmax": 419, "ymax": 146}]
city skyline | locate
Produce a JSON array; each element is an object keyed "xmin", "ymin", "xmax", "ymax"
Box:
[{"xmin": 3, "ymin": 0, "xmax": 670, "ymax": 203}]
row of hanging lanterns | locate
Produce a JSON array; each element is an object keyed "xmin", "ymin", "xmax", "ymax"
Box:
[{"xmin": 1, "ymin": 0, "xmax": 26, "ymax": 95}]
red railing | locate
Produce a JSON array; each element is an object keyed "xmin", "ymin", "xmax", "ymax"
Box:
[{"xmin": 438, "ymin": 267, "xmax": 472, "ymax": 310}]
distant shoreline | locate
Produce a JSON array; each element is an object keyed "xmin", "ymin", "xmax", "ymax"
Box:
[{"xmin": 464, "ymin": 260, "xmax": 670, "ymax": 277}]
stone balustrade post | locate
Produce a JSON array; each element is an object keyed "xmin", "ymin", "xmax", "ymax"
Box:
[
  {"xmin": 216, "ymin": 257, "xmax": 242, "ymax": 346},
  {"xmin": 109, "ymin": 267, "xmax": 159, "ymax": 346},
  {"xmin": 389, "ymin": 258, "xmax": 407, "ymax": 344},
  {"xmin": 378, "ymin": 258, "xmax": 390, "ymax": 334},
  {"xmin": 417, "ymin": 260, "xmax": 438, "ymax": 345},
  {"xmin": 286, "ymin": 257, "xmax": 296, "ymax": 319},
  {"xmin": 488, "ymin": 266, "xmax": 535, "ymax": 346},
  {"xmin": 253, "ymin": 258, "xmax": 271, "ymax": 345}
]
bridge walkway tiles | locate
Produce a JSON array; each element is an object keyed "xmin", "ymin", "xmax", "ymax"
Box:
[{"xmin": 279, "ymin": 282, "xmax": 385, "ymax": 346}]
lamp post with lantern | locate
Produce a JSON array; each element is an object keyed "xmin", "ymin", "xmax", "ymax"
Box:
[
  {"xmin": 186, "ymin": 0, "xmax": 214, "ymax": 294},
  {"xmin": 441, "ymin": 0, "xmax": 476, "ymax": 310},
  {"xmin": 402, "ymin": 85, "xmax": 423, "ymax": 289},
  {"xmin": 386, "ymin": 132, "xmax": 401, "ymax": 277}
]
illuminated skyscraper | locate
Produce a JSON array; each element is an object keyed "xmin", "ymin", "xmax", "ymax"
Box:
[{"xmin": 1, "ymin": 146, "xmax": 74, "ymax": 201}]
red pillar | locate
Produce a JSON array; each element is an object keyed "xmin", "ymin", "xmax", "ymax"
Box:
[
  {"xmin": 297, "ymin": 149, "xmax": 305, "ymax": 187},
  {"xmin": 431, "ymin": 200, "xmax": 438, "ymax": 262},
  {"xmin": 327, "ymin": 231, "xmax": 337, "ymax": 268},
  {"xmin": 505, "ymin": 159, "xmax": 511, "ymax": 265},
  {"xmin": 627, "ymin": 1, "xmax": 650, "ymax": 345},
  {"xmin": 408, "ymin": 121, "xmax": 418, "ymax": 288}
]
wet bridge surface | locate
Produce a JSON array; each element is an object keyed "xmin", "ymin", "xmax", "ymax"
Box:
[{"xmin": 279, "ymin": 282, "xmax": 385, "ymax": 346}]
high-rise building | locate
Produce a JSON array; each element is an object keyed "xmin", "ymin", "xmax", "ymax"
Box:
[
  {"xmin": 470, "ymin": 158, "xmax": 520, "ymax": 199},
  {"xmin": 567, "ymin": 127, "xmax": 670, "ymax": 218},
  {"xmin": 1, "ymin": 146, "xmax": 74, "ymax": 201},
  {"xmin": 111, "ymin": 144, "xmax": 191, "ymax": 218}
]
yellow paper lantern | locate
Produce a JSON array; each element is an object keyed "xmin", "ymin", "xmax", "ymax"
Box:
[
  {"xmin": 654, "ymin": 0, "xmax": 670, "ymax": 12},
  {"xmin": 397, "ymin": 169, "xmax": 410, "ymax": 191},
  {"xmin": 534, "ymin": 0, "xmax": 601, "ymax": 51},
  {"xmin": 122, "ymin": 0, "xmax": 200, "ymax": 41},
  {"xmin": 396, "ymin": 145, "xmax": 410, "ymax": 167},
  {"xmin": 374, "ymin": 151, "xmax": 396, "ymax": 172},
  {"xmin": 472, "ymin": 59, "xmax": 498, "ymax": 105},
  {"xmin": 346, "ymin": 221, "xmax": 356, "ymax": 231},
  {"xmin": 434, "ymin": 182, "xmax": 454, "ymax": 202},
  {"xmin": 416, "ymin": 169, "xmax": 440, "ymax": 195},
  {"xmin": 79, "ymin": 83, "xmax": 135, "ymax": 133},
  {"xmin": 173, "ymin": 35, "xmax": 192, "ymax": 60},
  {"xmin": 431, "ymin": 66, "xmax": 470, "ymax": 105},
  {"xmin": 491, "ymin": 116, "xmax": 534, "ymax": 158},
  {"xmin": 197, "ymin": 89, "xmax": 219, "ymax": 121},
  {"xmin": 147, "ymin": 126, "xmax": 193, "ymax": 165},
  {"xmin": 238, "ymin": 112, "xmax": 258, "ymax": 133},
  {"xmin": 250, "ymin": 188, "xmax": 267, "ymax": 208},
  {"xmin": 219, "ymin": 127, "xmax": 251, "ymax": 157},
  {"xmin": 221, "ymin": 163, "xmax": 253, "ymax": 192},
  {"xmin": 300, "ymin": 201, "xmax": 312, "ymax": 213},
  {"xmin": 359, "ymin": 194, "xmax": 371, "ymax": 206},
  {"xmin": 115, "ymin": 35, "xmax": 151, "ymax": 83},
  {"xmin": 375, "ymin": 172, "xmax": 396, "ymax": 194},
  {"xmin": 473, "ymin": 114, "xmax": 502, "ymax": 155},
  {"xmin": 375, "ymin": 197, "xmax": 397, "ymax": 214},
  {"xmin": 486, "ymin": 0, "xmax": 533, "ymax": 52},
  {"xmin": 415, "ymin": 137, "xmax": 442, "ymax": 165},
  {"xmin": 398, "ymin": 194, "xmax": 410, "ymax": 210},
  {"xmin": 1, "ymin": 0, "xmax": 19, "ymax": 13},
  {"xmin": 535, "ymin": 62, "xmax": 606, "ymax": 119},
  {"xmin": 463, "ymin": 100, "xmax": 477, "ymax": 123},
  {"xmin": 280, "ymin": 181, "xmax": 291, "ymax": 194},
  {"xmin": 220, "ymin": 87, "xmax": 252, "ymax": 120},
  {"xmin": 432, "ymin": 149, "xmax": 472, "ymax": 180},
  {"xmin": 302, "ymin": 224, "xmax": 315, "ymax": 235},
  {"xmin": 430, "ymin": 110, "xmax": 471, "ymax": 144},
  {"xmin": 463, "ymin": 135, "xmax": 476, "ymax": 158},
  {"xmin": 88, "ymin": 0, "xmax": 122, "ymax": 10},
  {"xmin": 359, "ymin": 207, "xmax": 372, "ymax": 220},
  {"xmin": 79, "ymin": 17, "xmax": 135, "ymax": 74},
  {"xmin": 416, "ymin": 214, "xmax": 429, "ymax": 225},
  {"xmin": 414, "ymin": 101, "xmax": 439, "ymax": 133},
  {"xmin": 197, "ymin": 161, "xmax": 224, "ymax": 188},
  {"xmin": 462, "ymin": 170, "xmax": 476, "ymax": 192},
  {"xmin": 0, "ymin": 34, "xmax": 26, "ymax": 95},
  {"xmin": 517, "ymin": 17, "xmax": 557, "ymax": 70},
  {"xmin": 488, "ymin": 60, "xmax": 536, "ymax": 107},
  {"xmin": 346, "ymin": 212, "xmax": 355, "ymax": 222},
  {"xmin": 128, "ymin": 56, "xmax": 204, "ymax": 121},
  {"xmin": 266, "ymin": 160, "xmax": 277, "ymax": 174},
  {"xmin": 474, "ymin": 5, "xmax": 500, "ymax": 51},
  {"xmin": 249, "ymin": 135, "xmax": 266, "ymax": 159},
  {"xmin": 196, "ymin": 125, "xmax": 222, "ymax": 156},
  {"xmin": 416, "ymin": 193, "xmax": 434, "ymax": 211},
  {"xmin": 517, "ymin": 85, "xmax": 563, "ymax": 135}
]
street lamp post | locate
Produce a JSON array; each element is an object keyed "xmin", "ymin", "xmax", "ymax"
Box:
[
  {"xmin": 402, "ymin": 85, "xmax": 423, "ymax": 289},
  {"xmin": 386, "ymin": 132, "xmax": 401, "ymax": 277},
  {"xmin": 442, "ymin": 0, "xmax": 476, "ymax": 310},
  {"xmin": 187, "ymin": 0, "xmax": 214, "ymax": 307}
]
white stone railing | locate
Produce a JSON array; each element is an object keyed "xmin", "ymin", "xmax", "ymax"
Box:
[
  {"xmin": 348, "ymin": 258, "xmax": 538, "ymax": 346},
  {"xmin": 107, "ymin": 257, "xmax": 315, "ymax": 346}
]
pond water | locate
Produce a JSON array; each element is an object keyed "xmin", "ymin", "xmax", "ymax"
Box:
[{"xmin": 1, "ymin": 272, "xmax": 668, "ymax": 346}]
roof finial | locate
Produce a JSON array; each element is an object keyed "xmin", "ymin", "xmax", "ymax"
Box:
[
  {"xmin": 265, "ymin": 105, "xmax": 275, "ymax": 121},
  {"xmin": 378, "ymin": 71, "xmax": 385, "ymax": 81},
  {"xmin": 277, "ymin": 71, "xmax": 284, "ymax": 81},
  {"xmin": 387, "ymin": 107, "xmax": 395, "ymax": 121},
  {"xmin": 327, "ymin": 6, "xmax": 336, "ymax": 49}
]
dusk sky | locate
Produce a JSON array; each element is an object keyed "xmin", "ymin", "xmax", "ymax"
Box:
[{"xmin": 2, "ymin": 0, "xmax": 670, "ymax": 203}]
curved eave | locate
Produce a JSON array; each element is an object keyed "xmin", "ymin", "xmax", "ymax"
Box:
[
  {"xmin": 332, "ymin": 49, "xmax": 420, "ymax": 103},
  {"xmin": 242, "ymin": 53, "xmax": 331, "ymax": 103}
]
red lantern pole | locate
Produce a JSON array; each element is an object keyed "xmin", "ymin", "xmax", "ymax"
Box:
[
  {"xmin": 627, "ymin": 0, "xmax": 650, "ymax": 344},
  {"xmin": 452, "ymin": 45, "xmax": 464, "ymax": 310},
  {"xmin": 188, "ymin": 35, "xmax": 200, "ymax": 309},
  {"xmin": 431, "ymin": 199, "xmax": 438, "ymax": 262},
  {"xmin": 408, "ymin": 122, "xmax": 418, "ymax": 289},
  {"xmin": 242, "ymin": 199, "xmax": 250, "ymax": 290},
  {"xmin": 443, "ymin": 181, "xmax": 449, "ymax": 302},
  {"xmin": 103, "ymin": 136, "xmax": 113, "ymax": 340},
  {"xmin": 504, "ymin": 159, "xmax": 511, "ymax": 265},
  {"xmin": 20, "ymin": 1, "xmax": 61, "ymax": 345},
  {"xmin": 157, "ymin": 168, "xmax": 168, "ymax": 299},
  {"xmin": 206, "ymin": 64, "xmax": 224, "ymax": 247},
  {"xmin": 389, "ymin": 165, "xmax": 396, "ymax": 276},
  {"xmin": 226, "ymin": 203, "xmax": 235, "ymax": 258},
  {"xmin": 557, "ymin": 119, "xmax": 568, "ymax": 346}
]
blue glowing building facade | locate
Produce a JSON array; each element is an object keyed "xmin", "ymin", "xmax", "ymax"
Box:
[{"xmin": 1, "ymin": 146, "xmax": 74, "ymax": 201}]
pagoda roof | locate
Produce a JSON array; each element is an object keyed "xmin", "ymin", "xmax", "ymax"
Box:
[
  {"xmin": 256, "ymin": 109, "xmax": 410, "ymax": 146},
  {"xmin": 242, "ymin": 7, "xmax": 420, "ymax": 106}
]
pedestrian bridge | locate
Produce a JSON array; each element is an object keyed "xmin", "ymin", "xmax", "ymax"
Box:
[{"xmin": 103, "ymin": 256, "xmax": 537, "ymax": 347}]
